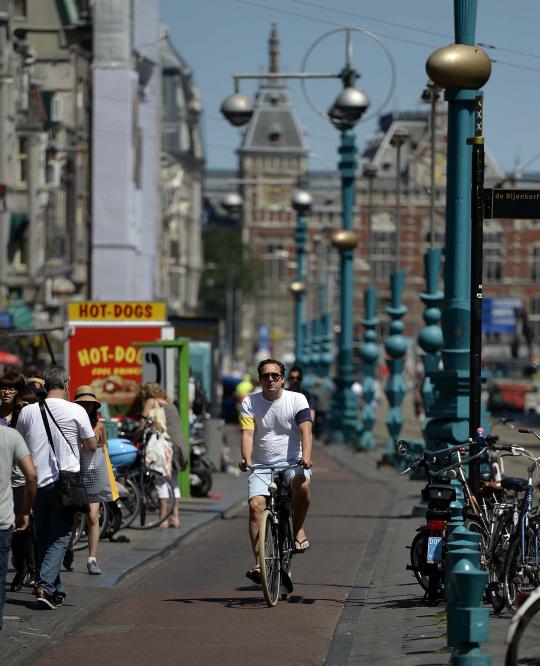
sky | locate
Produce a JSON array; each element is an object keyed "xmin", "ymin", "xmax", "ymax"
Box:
[{"xmin": 160, "ymin": 0, "xmax": 540, "ymax": 174}]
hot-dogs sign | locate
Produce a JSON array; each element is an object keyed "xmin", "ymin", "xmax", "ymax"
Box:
[{"xmin": 66, "ymin": 302, "xmax": 167, "ymax": 409}]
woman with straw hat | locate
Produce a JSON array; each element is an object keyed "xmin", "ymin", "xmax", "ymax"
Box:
[{"xmin": 64, "ymin": 386, "xmax": 106, "ymax": 575}]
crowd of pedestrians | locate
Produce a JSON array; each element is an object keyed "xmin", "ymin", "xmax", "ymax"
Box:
[{"xmin": 0, "ymin": 366, "xmax": 98, "ymax": 619}]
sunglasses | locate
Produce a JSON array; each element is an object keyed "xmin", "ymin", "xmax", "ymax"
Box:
[{"xmin": 260, "ymin": 372, "xmax": 282, "ymax": 381}]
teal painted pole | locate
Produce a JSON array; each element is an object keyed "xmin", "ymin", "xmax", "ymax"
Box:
[
  {"xmin": 359, "ymin": 288, "xmax": 379, "ymax": 451},
  {"xmin": 418, "ymin": 248, "xmax": 444, "ymax": 420},
  {"xmin": 382, "ymin": 270, "xmax": 408, "ymax": 462},
  {"xmin": 327, "ymin": 127, "xmax": 361, "ymax": 445},
  {"xmin": 424, "ymin": 0, "xmax": 492, "ymax": 450},
  {"xmin": 320, "ymin": 312, "xmax": 334, "ymax": 391},
  {"xmin": 291, "ymin": 188, "xmax": 311, "ymax": 365}
]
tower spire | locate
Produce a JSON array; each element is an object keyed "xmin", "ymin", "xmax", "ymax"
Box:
[{"xmin": 269, "ymin": 23, "xmax": 279, "ymax": 73}]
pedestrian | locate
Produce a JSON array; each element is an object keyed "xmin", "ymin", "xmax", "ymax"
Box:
[
  {"xmin": 0, "ymin": 371, "xmax": 26, "ymax": 426},
  {"xmin": 27, "ymin": 376, "xmax": 46, "ymax": 399},
  {"xmin": 239, "ymin": 359, "xmax": 313, "ymax": 583},
  {"xmin": 0, "ymin": 425, "xmax": 37, "ymax": 628},
  {"xmin": 15, "ymin": 366, "xmax": 97, "ymax": 609},
  {"xmin": 9, "ymin": 390, "xmax": 39, "ymax": 591},
  {"xmin": 138, "ymin": 383, "xmax": 180, "ymax": 528},
  {"xmin": 286, "ymin": 366, "xmax": 315, "ymax": 422},
  {"xmin": 63, "ymin": 386, "xmax": 108, "ymax": 575}
]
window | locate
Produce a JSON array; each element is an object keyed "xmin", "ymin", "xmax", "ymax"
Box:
[
  {"xmin": 18, "ymin": 136, "xmax": 28, "ymax": 185},
  {"xmin": 531, "ymin": 246, "xmax": 540, "ymax": 281},
  {"xmin": 484, "ymin": 229, "xmax": 502, "ymax": 282},
  {"xmin": 370, "ymin": 212, "xmax": 396, "ymax": 281},
  {"xmin": 530, "ymin": 298, "xmax": 540, "ymax": 343},
  {"xmin": 264, "ymin": 244, "xmax": 287, "ymax": 281},
  {"xmin": 13, "ymin": 0, "xmax": 27, "ymax": 18}
]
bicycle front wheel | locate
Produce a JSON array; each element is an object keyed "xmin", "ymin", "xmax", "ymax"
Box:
[
  {"xmin": 259, "ymin": 510, "xmax": 280, "ymax": 607},
  {"xmin": 504, "ymin": 529, "xmax": 540, "ymax": 611},
  {"xmin": 506, "ymin": 594, "xmax": 540, "ymax": 665}
]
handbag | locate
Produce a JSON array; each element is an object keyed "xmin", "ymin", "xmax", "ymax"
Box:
[
  {"xmin": 39, "ymin": 401, "xmax": 90, "ymax": 512},
  {"xmin": 80, "ymin": 441, "xmax": 120, "ymax": 503}
]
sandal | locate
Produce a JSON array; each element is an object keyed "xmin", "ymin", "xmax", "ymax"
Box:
[
  {"xmin": 294, "ymin": 538, "xmax": 310, "ymax": 554},
  {"xmin": 245, "ymin": 566, "xmax": 261, "ymax": 584}
]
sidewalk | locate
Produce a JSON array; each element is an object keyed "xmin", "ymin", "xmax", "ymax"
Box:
[
  {"xmin": 323, "ymin": 398, "xmax": 513, "ymax": 665},
  {"xmin": 2, "ymin": 469, "xmax": 246, "ymax": 665}
]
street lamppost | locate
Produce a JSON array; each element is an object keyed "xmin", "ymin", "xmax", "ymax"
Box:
[
  {"xmin": 424, "ymin": 0, "xmax": 491, "ymax": 463},
  {"xmin": 421, "ymin": 80, "xmax": 442, "ymax": 249},
  {"xmin": 382, "ymin": 127, "xmax": 409, "ymax": 462},
  {"xmin": 389, "ymin": 127, "xmax": 409, "ymax": 272},
  {"xmin": 290, "ymin": 186, "xmax": 312, "ymax": 364},
  {"xmin": 221, "ymin": 192, "xmax": 244, "ymax": 365}
]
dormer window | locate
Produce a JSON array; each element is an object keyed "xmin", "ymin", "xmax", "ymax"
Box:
[{"xmin": 268, "ymin": 123, "xmax": 282, "ymax": 144}]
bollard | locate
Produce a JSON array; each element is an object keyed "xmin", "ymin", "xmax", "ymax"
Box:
[{"xmin": 444, "ymin": 523, "xmax": 490, "ymax": 665}]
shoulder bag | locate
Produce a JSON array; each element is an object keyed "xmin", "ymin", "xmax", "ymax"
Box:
[{"xmin": 39, "ymin": 401, "xmax": 90, "ymax": 512}]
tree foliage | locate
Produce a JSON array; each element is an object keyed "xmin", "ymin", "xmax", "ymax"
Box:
[{"xmin": 199, "ymin": 223, "xmax": 260, "ymax": 318}]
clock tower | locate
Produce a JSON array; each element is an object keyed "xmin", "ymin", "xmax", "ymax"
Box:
[{"xmin": 237, "ymin": 24, "xmax": 309, "ymax": 363}]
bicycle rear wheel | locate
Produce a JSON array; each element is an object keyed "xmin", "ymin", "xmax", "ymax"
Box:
[
  {"xmin": 504, "ymin": 529, "xmax": 540, "ymax": 611},
  {"xmin": 116, "ymin": 475, "xmax": 142, "ymax": 529},
  {"xmin": 259, "ymin": 510, "xmax": 280, "ymax": 607}
]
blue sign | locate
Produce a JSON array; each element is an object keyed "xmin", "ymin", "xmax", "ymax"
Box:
[
  {"xmin": 482, "ymin": 297, "xmax": 522, "ymax": 334},
  {"xmin": 0, "ymin": 311, "xmax": 12, "ymax": 328}
]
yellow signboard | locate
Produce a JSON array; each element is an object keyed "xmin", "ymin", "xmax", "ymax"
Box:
[{"xmin": 67, "ymin": 301, "xmax": 167, "ymax": 322}]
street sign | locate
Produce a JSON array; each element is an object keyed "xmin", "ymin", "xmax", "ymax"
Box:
[
  {"xmin": 482, "ymin": 297, "xmax": 522, "ymax": 334},
  {"xmin": 484, "ymin": 189, "xmax": 540, "ymax": 219}
]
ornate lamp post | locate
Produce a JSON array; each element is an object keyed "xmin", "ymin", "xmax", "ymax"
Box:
[
  {"xmin": 424, "ymin": 0, "xmax": 491, "ymax": 455},
  {"xmin": 290, "ymin": 188, "xmax": 312, "ymax": 364},
  {"xmin": 359, "ymin": 164, "xmax": 379, "ymax": 449},
  {"xmin": 421, "ymin": 80, "xmax": 442, "ymax": 248},
  {"xmin": 383, "ymin": 127, "xmax": 409, "ymax": 460}
]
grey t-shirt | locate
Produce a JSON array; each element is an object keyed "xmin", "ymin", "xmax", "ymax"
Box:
[{"xmin": 0, "ymin": 428, "xmax": 30, "ymax": 530}]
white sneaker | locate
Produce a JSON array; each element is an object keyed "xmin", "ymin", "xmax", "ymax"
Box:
[{"xmin": 87, "ymin": 560, "xmax": 102, "ymax": 575}]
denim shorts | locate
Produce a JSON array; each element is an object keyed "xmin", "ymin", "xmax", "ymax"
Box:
[{"xmin": 248, "ymin": 466, "xmax": 312, "ymax": 500}]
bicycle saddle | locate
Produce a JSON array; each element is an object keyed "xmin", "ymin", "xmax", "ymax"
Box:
[{"xmin": 501, "ymin": 476, "xmax": 528, "ymax": 493}]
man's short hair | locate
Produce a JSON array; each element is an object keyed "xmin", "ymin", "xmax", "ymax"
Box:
[
  {"xmin": 257, "ymin": 358, "xmax": 285, "ymax": 377},
  {"xmin": 0, "ymin": 371, "xmax": 26, "ymax": 390},
  {"xmin": 44, "ymin": 366, "xmax": 70, "ymax": 392},
  {"xmin": 288, "ymin": 365, "xmax": 303, "ymax": 380}
]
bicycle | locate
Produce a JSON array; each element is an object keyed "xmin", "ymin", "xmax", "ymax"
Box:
[
  {"xmin": 115, "ymin": 416, "xmax": 176, "ymax": 530},
  {"xmin": 247, "ymin": 462, "xmax": 298, "ymax": 607},
  {"xmin": 505, "ymin": 584, "xmax": 540, "ymax": 665}
]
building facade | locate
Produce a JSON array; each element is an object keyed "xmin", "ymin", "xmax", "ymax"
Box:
[{"xmin": 159, "ymin": 28, "xmax": 204, "ymax": 316}]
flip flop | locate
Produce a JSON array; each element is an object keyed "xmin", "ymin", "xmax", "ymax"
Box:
[
  {"xmin": 245, "ymin": 567, "xmax": 262, "ymax": 584},
  {"xmin": 294, "ymin": 538, "xmax": 310, "ymax": 554}
]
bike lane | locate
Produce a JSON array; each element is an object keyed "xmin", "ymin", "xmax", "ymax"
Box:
[{"xmin": 29, "ymin": 446, "xmax": 393, "ymax": 666}]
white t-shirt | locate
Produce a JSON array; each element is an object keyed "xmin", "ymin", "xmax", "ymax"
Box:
[
  {"xmin": 240, "ymin": 389, "xmax": 311, "ymax": 465},
  {"xmin": 16, "ymin": 398, "xmax": 94, "ymax": 488}
]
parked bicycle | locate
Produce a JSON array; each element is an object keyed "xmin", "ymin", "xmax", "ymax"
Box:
[
  {"xmin": 505, "ymin": 583, "xmax": 540, "ymax": 665},
  {"xmin": 247, "ymin": 462, "xmax": 297, "ymax": 607}
]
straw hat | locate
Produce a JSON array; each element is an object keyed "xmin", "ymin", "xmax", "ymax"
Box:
[
  {"xmin": 28, "ymin": 377, "xmax": 45, "ymax": 388},
  {"xmin": 73, "ymin": 385, "xmax": 101, "ymax": 408}
]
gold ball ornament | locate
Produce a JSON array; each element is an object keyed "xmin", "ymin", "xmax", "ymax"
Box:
[
  {"xmin": 331, "ymin": 230, "xmax": 358, "ymax": 251},
  {"xmin": 426, "ymin": 43, "xmax": 491, "ymax": 90}
]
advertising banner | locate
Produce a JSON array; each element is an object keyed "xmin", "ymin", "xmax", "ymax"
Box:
[{"xmin": 68, "ymin": 325, "xmax": 163, "ymax": 409}]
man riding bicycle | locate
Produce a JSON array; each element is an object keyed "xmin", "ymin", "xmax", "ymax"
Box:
[{"xmin": 239, "ymin": 359, "xmax": 313, "ymax": 584}]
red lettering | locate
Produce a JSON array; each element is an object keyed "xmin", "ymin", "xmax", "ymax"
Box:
[
  {"xmin": 134, "ymin": 304, "xmax": 143, "ymax": 318},
  {"xmin": 100, "ymin": 303, "xmax": 108, "ymax": 317},
  {"xmin": 124, "ymin": 305, "xmax": 133, "ymax": 318},
  {"xmin": 89, "ymin": 304, "xmax": 99, "ymax": 318},
  {"xmin": 80, "ymin": 304, "xmax": 88, "ymax": 317},
  {"xmin": 145, "ymin": 304, "xmax": 152, "ymax": 318},
  {"xmin": 114, "ymin": 305, "xmax": 122, "ymax": 318}
]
